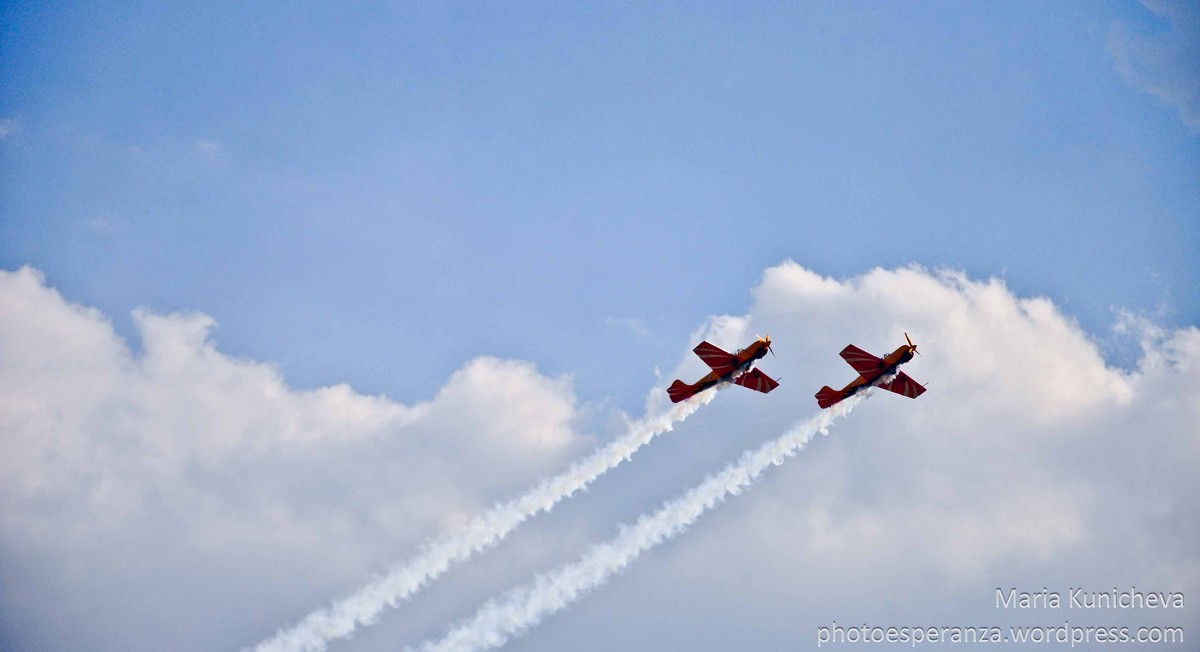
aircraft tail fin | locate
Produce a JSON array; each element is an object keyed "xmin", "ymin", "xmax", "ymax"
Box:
[
  {"xmin": 815, "ymin": 386, "xmax": 842, "ymax": 409},
  {"xmin": 667, "ymin": 379, "xmax": 696, "ymax": 403}
]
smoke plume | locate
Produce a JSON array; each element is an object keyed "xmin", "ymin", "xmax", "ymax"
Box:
[
  {"xmin": 415, "ymin": 396, "xmax": 863, "ymax": 652},
  {"xmin": 253, "ymin": 390, "xmax": 720, "ymax": 652}
]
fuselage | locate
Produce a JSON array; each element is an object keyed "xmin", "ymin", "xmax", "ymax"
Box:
[
  {"xmin": 836, "ymin": 344, "xmax": 916, "ymax": 397},
  {"xmin": 689, "ymin": 339, "xmax": 770, "ymax": 393}
]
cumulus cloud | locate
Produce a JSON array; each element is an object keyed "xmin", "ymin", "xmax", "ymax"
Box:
[
  {"xmin": 0, "ymin": 267, "xmax": 586, "ymax": 651},
  {"xmin": 1109, "ymin": 0, "xmax": 1200, "ymax": 132},
  {"xmin": 1, "ymin": 262, "xmax": 1197, "ymax": 651},
  {"xmin": 587, "ymin": 262, "xmax": 1198, "ymax": 651},
  {"xmin": 376, "ymin": 262, "xmax": 1196, "ymax": 652}
]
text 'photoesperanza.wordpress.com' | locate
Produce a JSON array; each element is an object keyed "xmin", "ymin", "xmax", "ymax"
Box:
[{"xmin": 817, "ymin": 587, "xmax": 1187, "ymax": 647}]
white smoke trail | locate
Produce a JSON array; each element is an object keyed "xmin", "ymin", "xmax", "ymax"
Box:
[
  {"xmin": 253, "ymin": 389, "xmax": 720, "ymax": 652},
  {"xmin": 414, "ymin": 395, "xmax": 864, "ymax": 652}
]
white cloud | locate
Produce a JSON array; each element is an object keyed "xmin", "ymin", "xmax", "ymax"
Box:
[
  {"xmin": 86, "ymin": 216, "xmax": 131, "ymax": 233},
  {"xmin": 605, "ymin": 317, "xmax": 651, "ymax": 337},
  {"xmin": 1109, "ymin": 0, "xmax": 1200, "ymax": 132},
  {"xmin": 0, "ymin": 267, "xmax": 587, "ymax": 651},
  {"xmin": 196, "ymin": 139, "xmax": 221, "ymax": 156},
  {"xmin": 1, "ymin": 262, "xmax": 1197, "ymax": 651},
  {"xmin": 88, "ymin": 216, "xmax": 115, "ymax": 232},
  {"xmin": 597, "ymin": 262, "xmax": 1199, "ymax": 650}
]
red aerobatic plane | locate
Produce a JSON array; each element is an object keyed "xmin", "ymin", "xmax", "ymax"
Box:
[
  {"xmin": 815, "ymin": 333, "xmax": 927, "ymax": 409},
  {"xmin": 667, "ymin": 335, "xmax": 780, "ymax": 403}
]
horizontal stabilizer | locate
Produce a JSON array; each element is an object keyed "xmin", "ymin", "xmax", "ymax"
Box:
[
  {"xmin": 667, "ymin": 379, "xmax": 696, "ymax": 403},
  {"xmin": 815, "ymin": 385, "xmax": 844, "ymax": 409}
]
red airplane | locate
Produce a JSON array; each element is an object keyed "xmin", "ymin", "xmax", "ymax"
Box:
[
  {"xmin": 667, "ymin": 335, "xmax": 780, "ymax": 403},
  {"xmin": 815, "ymin": 333, "xmax": 926, "ymax": 409}
]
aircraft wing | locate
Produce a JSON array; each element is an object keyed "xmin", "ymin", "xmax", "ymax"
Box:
[
  {"xmin": 693, "ymin": 341, "xmax": 738, "ymax": 375},
  {"xmin": 878, "ymin": 371, "xmax": 926, "ymax": 399},
  {"xmin": 839, "ymin": 344, "xmax": 884, "ymax": 375},
  {"xmin": 734, "ymin": 368, "xmax": 779, "ymax": 394}
]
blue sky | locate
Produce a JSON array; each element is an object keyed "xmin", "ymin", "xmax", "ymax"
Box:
[
  {"xmin": 1, "ymin": 3, "xmax": 1198, "ymax": 651},
  {"xmin": 3, "ymin": 1, "xmax": 1196, "ymax": 409}
]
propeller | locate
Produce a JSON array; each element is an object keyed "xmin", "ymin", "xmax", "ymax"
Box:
[
  {"xmin": 905, "ymin": 331, "xmax": 920, "ymax": 356},
  {"xmin": 758, "ymin": 333, "xmax": 775, "ymax": 357}
]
